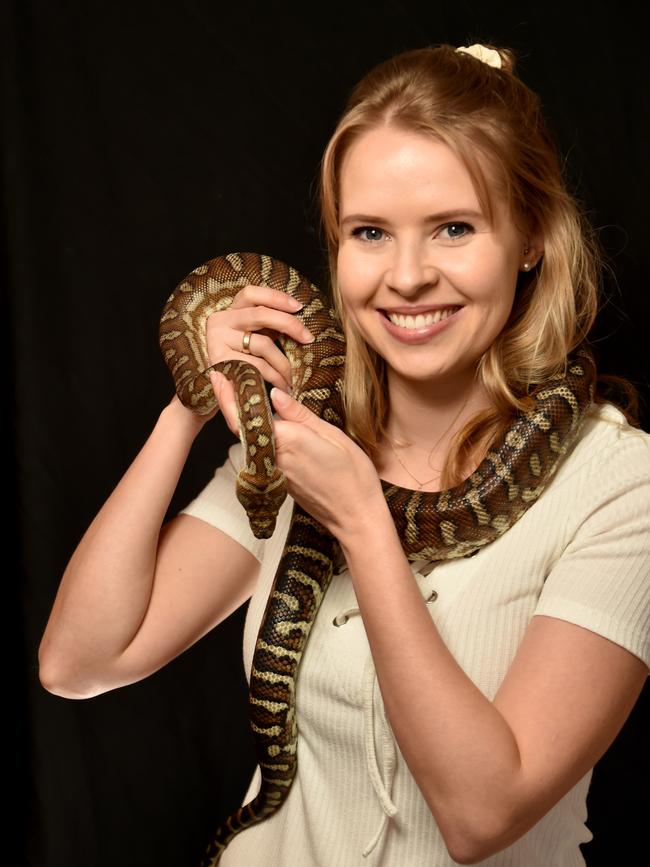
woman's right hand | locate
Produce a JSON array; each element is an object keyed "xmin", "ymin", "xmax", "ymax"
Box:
[{"xmin": 205, "ymin": 285, "xmax": 314, "ymax": 429}]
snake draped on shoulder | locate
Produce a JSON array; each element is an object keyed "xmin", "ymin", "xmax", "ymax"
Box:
[{"xmin": 159, "ymin": 252, "xmax": 596, "ymax": 865}]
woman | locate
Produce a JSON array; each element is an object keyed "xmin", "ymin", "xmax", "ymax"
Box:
[{"xmin": 39, "ymin": 43, "xmax": 649, "ymax": 865}]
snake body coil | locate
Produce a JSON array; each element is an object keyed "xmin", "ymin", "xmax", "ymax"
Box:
[{"xmin": 159, "ymin": 252, "xmax": 596, "ymax": 865}]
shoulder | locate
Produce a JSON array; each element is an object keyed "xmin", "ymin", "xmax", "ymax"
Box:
[
  {"xmin": 529, "ymin": 401, "xmax": 650, "ymax": 551},
  {"xmin": 529, "ymin": 403, "xmax": 650, "ymax": 673},
  {"xmin": 580, "ymin": 400, "xmax": 649, "ymax": 446},
  {"xmin": 560, "ymin": 401, "xmax": 650, "ymax": 483}
]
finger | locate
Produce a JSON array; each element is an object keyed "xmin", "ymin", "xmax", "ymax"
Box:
[
  {"xmin": 242, "ymin": 330, "xmax": 294, "ymax": 389},
  {"xmin": 223, "ymin": 329, "xmax": 294, "ymax": 392},
  {"xmin": 230, "ymin": 284, "xmax": 303, "ymax": 314},
  {"xmin": 207, "ymin": 327, "xmax": 291, "ymax": 392},
  {"xmin": 226, "ymin": 305, "xmax": 314, "ymax": 348},
  {"xmin": 207, "ymin": 312, "xmax": 312, "ymax": 389},
  {"xmin": 270, "ymin": 387, "xmax": 317, "ymax": 426}
]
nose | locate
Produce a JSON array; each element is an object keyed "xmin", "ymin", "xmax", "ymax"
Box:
[{"xmin": 385, "ymin": 240, "xmax": 438, "ymax": 296}]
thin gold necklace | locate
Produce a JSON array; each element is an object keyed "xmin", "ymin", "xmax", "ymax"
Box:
[
  {"xmin": 388, "ymin": 392, "xmax": 471, "ymax": 491},
  {"xmin": 389, "ymin": 442, "xmax": 441, "ymax": 490}
]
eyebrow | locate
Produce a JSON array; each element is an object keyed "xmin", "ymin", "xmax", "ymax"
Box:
[{"xmin": 340, "ymin": 209, "xmax": 483, "ymax": 226}]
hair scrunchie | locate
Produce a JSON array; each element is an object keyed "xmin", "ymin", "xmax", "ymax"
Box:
[{"xmin": 455, "ymin": 43, "xmax": 503, "ymax": 69}]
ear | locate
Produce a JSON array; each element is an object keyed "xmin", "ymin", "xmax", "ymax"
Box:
[{"xmin": 522, "ymin": 229, "xmax": 545, "ymax": 270}]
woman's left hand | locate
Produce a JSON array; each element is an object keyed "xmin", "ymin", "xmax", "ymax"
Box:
[{"xmin": 211, "ymin": 371, "xmax": 385, "ymax": 539}]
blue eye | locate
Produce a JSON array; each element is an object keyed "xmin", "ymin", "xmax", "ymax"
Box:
[
  {"xmin": 441, "ymin": 222, "xmax": 473, "ymax": 240},
  {"xmin": 351, "ymin": 226, "xmax": 385, "ymax": 242}
]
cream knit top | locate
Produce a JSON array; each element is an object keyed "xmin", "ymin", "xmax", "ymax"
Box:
[{"xmin": 179, "ymin": 401, "xmax": 650, "ymax": 866}]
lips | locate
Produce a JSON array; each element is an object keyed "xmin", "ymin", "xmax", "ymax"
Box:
[
  {"xmin": 381, "ymin": 305, "xmax": 463, "ymax": 315},
  {"xmin": 378, "ymin": 305, "xmax": 464, "ymax": 344},
  {"xmin": 382, "ymin": 306, "xmax": 462, "ymax": 329}
]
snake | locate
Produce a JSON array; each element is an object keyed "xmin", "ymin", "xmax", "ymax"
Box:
[{"xmin": 158, "ymin": 251, "xmax": 596, "ymax": 865}]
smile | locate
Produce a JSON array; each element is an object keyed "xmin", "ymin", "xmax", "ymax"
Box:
[
  {"xmin": 385, "ymin": 307, "xmax": 461, "ymax": 329},
  {"xmin": 378, "ymin": 306, "xmax": 464, "ymax": 344}
]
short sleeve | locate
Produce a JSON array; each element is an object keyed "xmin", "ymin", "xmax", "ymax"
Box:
[
  {"xmin": 178, "ymin": 441, "xmax": 267, "ymax": 563},
  {"xmin": 533, "ymin": 431, "xmax": 650, "ymax": 672}
]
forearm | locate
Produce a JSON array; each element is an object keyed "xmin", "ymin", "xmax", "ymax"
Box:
[
  {"xmin": 338, "ymin": 499, "xmax": 522, "ymax": 859},
  {"xmin": 38, "ymin": 398, "xmax": 208, "ymax": 692}
]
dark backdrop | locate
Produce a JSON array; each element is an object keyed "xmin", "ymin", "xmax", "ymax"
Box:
[{"xmin": 4, "ymin": 2, "xmax": 647, "ymax": 866}]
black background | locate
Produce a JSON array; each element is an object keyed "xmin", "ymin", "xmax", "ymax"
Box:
[{"xmin": 4, "ymin": 1, "xmax": 648, "ymax": 865}]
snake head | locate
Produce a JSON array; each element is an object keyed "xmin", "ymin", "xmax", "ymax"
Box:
[{"xmin": 236, "ymin": 469, "xmax": 288, "ymax": 539}]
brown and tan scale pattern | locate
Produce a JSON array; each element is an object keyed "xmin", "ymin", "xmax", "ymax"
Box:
[{"xmin": 159, "ymin": 252, "xmax": 596, "ymax": 865}]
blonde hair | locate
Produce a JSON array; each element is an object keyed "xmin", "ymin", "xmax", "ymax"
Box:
[{"xmin": 317, "ymin": 43, "xmax": 640, "ymax": 489}]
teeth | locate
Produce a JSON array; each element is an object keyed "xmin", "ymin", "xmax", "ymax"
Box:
[{"xmin": 386, "ymin": 307, "xmax": 459, "ymax": 329}]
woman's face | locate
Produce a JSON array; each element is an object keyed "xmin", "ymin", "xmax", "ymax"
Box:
[{"xmin": 336, "ymin": 126, "xmax": 528, "ymax": 391}]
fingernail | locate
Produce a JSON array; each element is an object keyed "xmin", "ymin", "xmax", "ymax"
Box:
[
  {"xmin": 271, "ymin": 387, "xmax": 289, "ymax": 405},
  {"xmin": 302, "ymin": 329, "xmax": 314, "ymax": 342},
  {"xmin": 288, "ymin": 298, "xmax": 303, "ymax": 310}
]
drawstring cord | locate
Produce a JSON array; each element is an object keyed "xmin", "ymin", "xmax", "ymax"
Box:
[
  {"xmin": 332, "ymin": 588, "xmax": 438, "ymax": 628},
  {"xmin": 361, "ymin": 653, "xmax": 397, "ymax": 857},
  {"xmin": 332, "ymin": 563, "xmax": 438, "ymax": 858}
]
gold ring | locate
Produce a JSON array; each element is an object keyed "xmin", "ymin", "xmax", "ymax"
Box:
[{"xmin": 242, "ymin": 330, "xmax": 253, "ymax": 354}]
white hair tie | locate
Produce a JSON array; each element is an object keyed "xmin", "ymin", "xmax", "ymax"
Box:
[{"xmin": 455, "ymin": 43, "xmax": 503, "ymax": 69}]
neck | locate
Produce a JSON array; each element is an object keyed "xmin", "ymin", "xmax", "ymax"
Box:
[{"xmin": 384, "ymin": 366, "xmax": 490, "ymax": 452}]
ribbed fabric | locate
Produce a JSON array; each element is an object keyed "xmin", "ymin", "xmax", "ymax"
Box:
[{"xmin": 179, "ymin": 402, "xmax": 650, "ymax": 866}]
